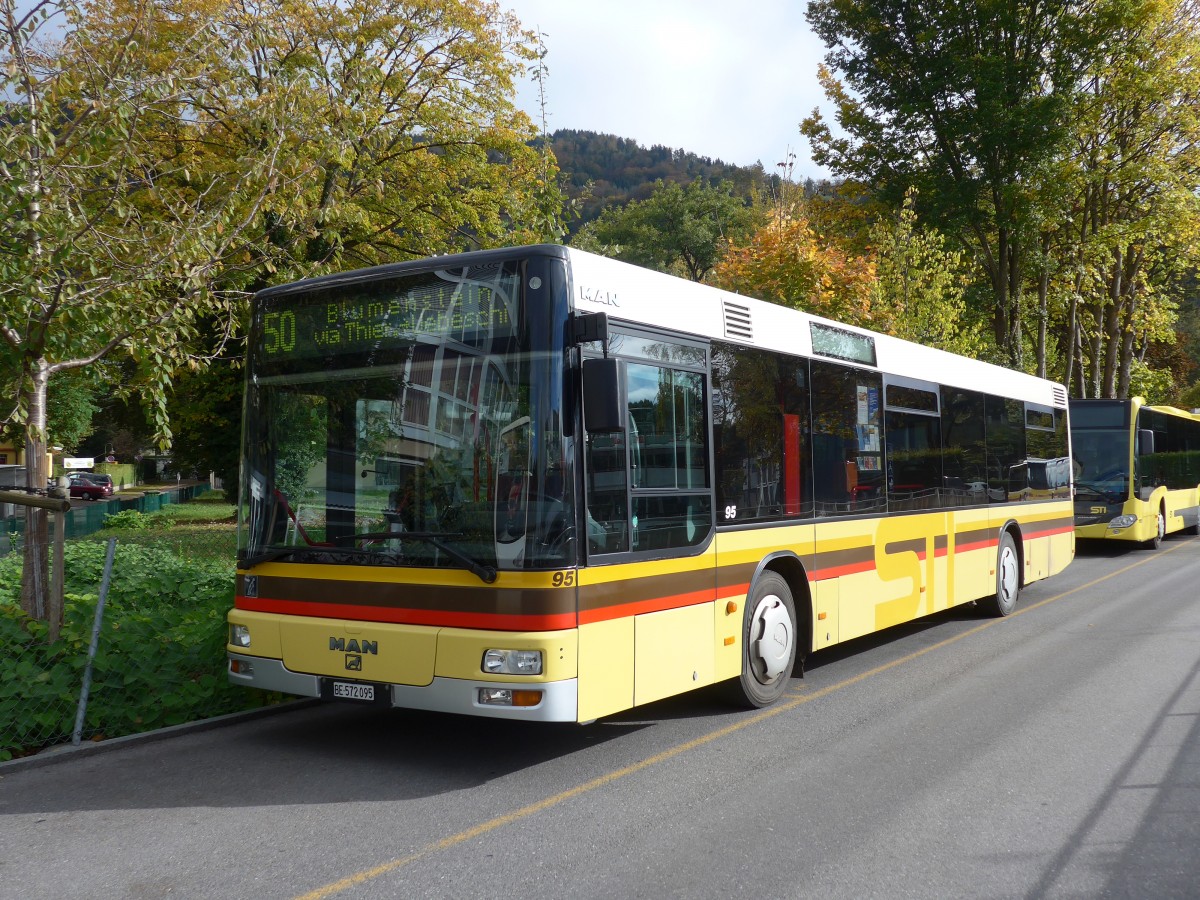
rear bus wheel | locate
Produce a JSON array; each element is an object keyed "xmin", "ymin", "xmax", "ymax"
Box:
[
  {"xmin": 726, "ymin": 572, "xmax": 797, "ymax": 708},
  {"xmin": 979, "ymin": 531, "xmax": 1020, "ymax": 617}
]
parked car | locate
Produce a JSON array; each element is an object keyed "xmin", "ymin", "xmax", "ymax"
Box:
[{"xmin": 68, "ymin": 473, "xmax": 113, "ymax": 501}]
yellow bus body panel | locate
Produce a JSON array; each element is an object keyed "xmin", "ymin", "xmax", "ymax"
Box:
[
  {"xmin": 633, "ymin": 602, "xmax": 715, "ymax": 707},
  {"xmin": 578, "ymin": 618, "xmax": 635, "ymax": 722},
  {"xmin": 811, "ymin": 579, "xmax": 839, "ymax": 650}
]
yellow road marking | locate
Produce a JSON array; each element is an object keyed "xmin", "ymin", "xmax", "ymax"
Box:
[{"xmin": 295, "ymin": 544, "xmax": 1185, "ymax": 900}]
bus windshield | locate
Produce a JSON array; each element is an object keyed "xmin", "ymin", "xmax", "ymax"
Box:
[
  {"xmin": 237, "ymin": 260, "xmax": 574, "ymax": 573},
  {"xmin": 1072, "ymin": 428, "xmax": 1131, "ymax": 502}
]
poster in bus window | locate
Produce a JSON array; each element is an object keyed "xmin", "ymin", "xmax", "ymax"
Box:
[
  {"xmin": 856, "ymin": 385, "xmax": 880, "ymax": 424},
  {"xmin": 856, "ymin": 424, "xmax": 879, "ymax": 452}
]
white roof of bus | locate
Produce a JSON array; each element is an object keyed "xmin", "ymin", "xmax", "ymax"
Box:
[{"xmin": 564, "ymin": 247, "xmax": 1066, "ymax": 409}]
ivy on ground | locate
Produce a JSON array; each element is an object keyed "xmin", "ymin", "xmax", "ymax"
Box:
[{"xmin": 0, "ymin": 541, "xmax": 272, "ymax": 760}]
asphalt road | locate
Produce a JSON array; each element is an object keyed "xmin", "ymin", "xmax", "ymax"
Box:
[{"xmin": 3, "ymin": 535, "xmax": 1199, "ymax": 900}]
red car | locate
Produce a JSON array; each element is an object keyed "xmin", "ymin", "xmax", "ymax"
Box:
[{"xmin": 68, "ymin": 473, "xmax": 114, "ymax": 501}]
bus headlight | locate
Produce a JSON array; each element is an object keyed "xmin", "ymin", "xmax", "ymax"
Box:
[
  {"xmin": 482, "ymin": 649, "xmax": 543, "ymax": 675},
  {"xmin": 1110, "ymin": 515, "xmax": 1136, "ymax": 528},
  {"xmin": 230, "ymin": 624, "xmax": 251, "ymax": 648}
]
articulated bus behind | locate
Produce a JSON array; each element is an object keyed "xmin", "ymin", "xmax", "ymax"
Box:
[{"xmin": 1070, "ymin": 397, "xmax": 1200, "ymax": 547}]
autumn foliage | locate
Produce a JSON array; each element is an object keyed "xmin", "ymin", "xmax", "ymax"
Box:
[{"xmin": 713, "ymin": 212, "xmax": 878, "ymax": 328}]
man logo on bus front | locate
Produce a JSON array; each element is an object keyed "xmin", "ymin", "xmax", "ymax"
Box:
[{"xmin": 345, "ymin": 655, "xmax": 363, "ymax": 671}]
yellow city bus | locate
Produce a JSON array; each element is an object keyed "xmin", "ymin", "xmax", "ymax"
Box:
[
  {"xmin": 227, "ymin": 245, "xmax": 1075, "ymax": 721},
  {"xmin": 1070, "ymin": 397, "xmax": 1200, "ymax": 547}
]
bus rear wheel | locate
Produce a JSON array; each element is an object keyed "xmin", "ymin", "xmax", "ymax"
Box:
[
  {"xmin": 726, "ymin": 572, "xmax": 797, "ymax": 708},
  {"xmin": 979, "ymin": 531, "xmax": 1020, "ymax": 617}
]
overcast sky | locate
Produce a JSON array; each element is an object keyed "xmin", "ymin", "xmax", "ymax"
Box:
[{"xmin": 501, "ymin": 0, "xmax": 834, "ymax": 180}]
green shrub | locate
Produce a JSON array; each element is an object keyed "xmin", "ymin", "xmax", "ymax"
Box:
[
  {"xmin": 0, "ymin": 540, "xmax": 273, "ymax": 760},
  {"xmin": 102, "ymin": 509, "xmax": 152, "ymax": 530}
]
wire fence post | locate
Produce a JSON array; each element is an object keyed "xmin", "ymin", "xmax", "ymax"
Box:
[{"xmin": 72, "ymin": 537, "xmax": 117, "ymax": 746}]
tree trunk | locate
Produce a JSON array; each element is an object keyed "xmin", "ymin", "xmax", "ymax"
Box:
[
  {"xmin": 1007, "ymin": 238, "xmax": 1024, "ymax": 369},
  {"xmin": 19, "ymin": 362, "xmax": 52, "ymax": 623},
  {"xmin": 993, "ymin": 229, "xmax": 1010, "ymax": 350},
  {"xmin": 1101, "ymin": 249, "xmax": 1124, "ymax": 398},
  {"xmin": 1064, "ymin": 287, "xmax": 1078, "ymax": 395},
  {"xmin": 1116, "ymin": 246, "xmax": 1143, "ymax": 399},
  {"xmin": 1088, "ymin": 298, "xmax": 1104, "ymax": 399},
  {"xmin": 1036, "ymin": 259, "xmax": 1049, "ymax": 380}
]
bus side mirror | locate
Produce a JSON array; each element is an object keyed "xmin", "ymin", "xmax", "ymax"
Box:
[
  {"xmin": 583, "ymin": 358, "xmax": 623, "ymax": 433},
  {"xmin": 1137, "ymin": 429, "xmax": 1155, "ymax": 456}
]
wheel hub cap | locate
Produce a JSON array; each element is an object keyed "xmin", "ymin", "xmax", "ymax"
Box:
[{"xmin": 751, "ymin": 596, "xmax": 794, "ymax": 682}]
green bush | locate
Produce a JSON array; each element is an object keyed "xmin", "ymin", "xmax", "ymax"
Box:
[
  {"xmin": 102, "ymin": 509, "xmax": 153, "ymax": 530},
  {"xmin": 0, "ymin": 540, "xmax": 272, "ymax": 760}
]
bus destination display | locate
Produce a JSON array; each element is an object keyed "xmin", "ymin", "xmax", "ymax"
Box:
[{"xmin": 259, "ymin": 277, "xmax": 515, "ymax": 359}]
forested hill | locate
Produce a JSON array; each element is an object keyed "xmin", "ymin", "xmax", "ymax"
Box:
[{"xmin": 544, "ymin": 128, "xmax": 779, "ymax": 230}]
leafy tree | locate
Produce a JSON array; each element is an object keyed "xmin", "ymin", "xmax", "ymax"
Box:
[
  {"xmin": 0, "ymin": 0, "xmax": 305, "ymax": 626},
  {"xmin": 168, "ymin": 362, "xmax": 243, "ymax": 501},
  {"xmin": 1056, "ymin": 0, "xmax": 1200, "ymax": 399},
  {"xmin": 869, "ymin": 191, "xmax": 983, "ymax": 357},
  {"xmin": 227, "ymin": 0, "xmax": 560, "ymax": 274},
  {"xmin": 802, "ymin": 0, "xmax": 1104, "ymax": 367},
  {"xmin": 713, "ymin": 210, "xmax": 877, "ymax": 326},
  {"xmin": 44, "ymin": 371, "xmax": 99, "ymax": 453},
  {"xmin": 1, "ymin": 0, "xmax": 554, "ymax": 629},
  {"xmin": 573, "ymin": 179, "xmax": 759, "ymax": 281}
]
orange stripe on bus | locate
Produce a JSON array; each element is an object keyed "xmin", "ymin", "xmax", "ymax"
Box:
[
  {"xmin": 578, "ymin": 587, "xmax": 717, "ymax": 624},
  {"xmin": 235, "ymin": 596, "xmax": 577, "ymax": 632},
  {"xmin": 1022, "ymin": 524, "xmax": 1075, "ymax": 540},
  {"xmin": 811, "ymin": 559, "xmax": 877, "ymax": 581}
]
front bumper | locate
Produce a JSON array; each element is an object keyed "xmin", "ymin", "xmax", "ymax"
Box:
[{"xmin": 228, "ymin": 652, "xmax": 579, "ymax": 722}]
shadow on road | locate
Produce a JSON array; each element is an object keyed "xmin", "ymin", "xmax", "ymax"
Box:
[{"xmin": 0, "ymin": 705, "xmax": 647, "ymax": 815}]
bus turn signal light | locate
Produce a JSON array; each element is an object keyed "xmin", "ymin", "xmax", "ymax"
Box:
[{"xmin": 478, "ymin": 688, "xmax": 543, "ymax": 707}]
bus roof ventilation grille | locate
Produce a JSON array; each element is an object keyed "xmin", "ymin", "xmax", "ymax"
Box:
[
  {"xmin": 1053, "ymin": 386, "xmax": 1068, "ymax": 407},
  {"xmin": 723, "ymin": 301, "xmax": 753, "ymax": 341}
]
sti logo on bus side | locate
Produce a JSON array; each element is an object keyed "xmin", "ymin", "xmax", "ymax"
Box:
[
  {"xmin": 329, "ymin": 637, "xmax": 378, "ymax": 655},
  {"xmin": 578, "ymin": 285, "xmax": 620, "ymax": 307}
]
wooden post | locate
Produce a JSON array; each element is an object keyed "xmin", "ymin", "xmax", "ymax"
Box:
[
  {"xmin": 0, "ymin": 490, "xmax": 71, "ymax": 640},
  {"xmin": 48, "ymin": 509, "xmax": 66, "ymax": 641}
]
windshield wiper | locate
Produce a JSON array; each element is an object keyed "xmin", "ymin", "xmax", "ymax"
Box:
[
  {"xmin": 1075, "ymin": 481, "xmax": 1124, "ymax": 503},
  {"xmin": 332, "ymin": 531, "xmax": 498, "ymax": 584},
  {"xmin": 239, "ymin": 546, "xmax": 323, "ymax": 569}
]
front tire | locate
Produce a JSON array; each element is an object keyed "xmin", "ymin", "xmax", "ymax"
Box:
[
  {"xmin": 979, "ymin": 531, "xmax": 1020, "ymax": 617},
  {"xmin": 1144, "ymin": 508, "xmax": 1165, "ymax": 549},
  {"xmin": 726, "ymin": 572, "xmax": 797, "ymax": 708}
]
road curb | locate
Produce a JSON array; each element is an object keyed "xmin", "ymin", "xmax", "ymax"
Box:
[{"xmin": 0, "ymin": 698, "xmax": 321, "ymax": 775}]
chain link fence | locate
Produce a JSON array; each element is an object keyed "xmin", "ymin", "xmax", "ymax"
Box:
[{"xmin": 0, "ymin": 490, "xmax": 276, "ymax": 762}]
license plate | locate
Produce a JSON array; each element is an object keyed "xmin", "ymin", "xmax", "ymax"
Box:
[
  {"xmin": 332, "ymin": 681, "xmax": 374, "ymax": 701},
  {"xmin": 320, "ymin": 678, "xmax": 388, "ymax": 705}
]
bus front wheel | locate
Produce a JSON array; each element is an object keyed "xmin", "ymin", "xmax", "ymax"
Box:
[
  {"xmin": 726, "ymin": 572, "xmax": 797, "ymax": 708},
  {"xmin": 1144, "ymin": 508, "xmax": 1165, "ymax": 549},
  {"xmin": 979, "ymin": 531, "xmax": 1020, "ymax": 617}
]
